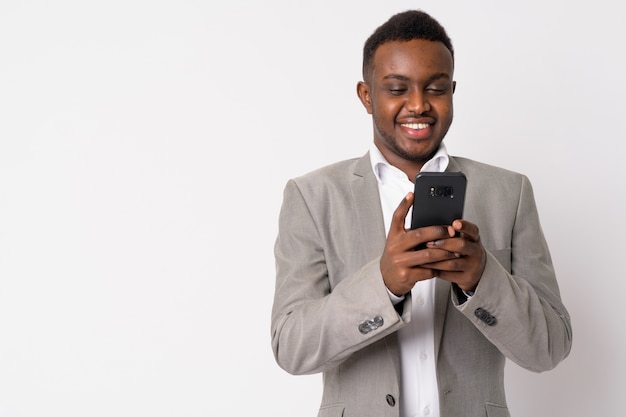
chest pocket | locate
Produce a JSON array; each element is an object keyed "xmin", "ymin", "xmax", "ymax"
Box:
[
  {"xmin": 485, "ymin": 402, "xmax": 510, "ymax": 417},
  {"xmin": 317, "ymin": 403, "xmax": 344, "ymax": 417}
]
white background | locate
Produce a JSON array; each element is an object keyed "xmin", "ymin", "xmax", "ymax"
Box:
[{"xmin": 1, "ymin": 1, "xmax": 624, "ymax": 416}]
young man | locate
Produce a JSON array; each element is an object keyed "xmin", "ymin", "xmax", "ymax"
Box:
[{"xmin": 271, "ymin": 10, "xmax": 571, "ymax": 417}]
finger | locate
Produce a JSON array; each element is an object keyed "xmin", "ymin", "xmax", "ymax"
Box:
[
  {"xmin": 431, "ymin": 252, "xmax": 484, "ymax": 292},
  {"xmin": 426, "ymin": 233, "xmax": 480, "ymax": 259},
  {"xmin": 389, "ymin": 192, "xmax": 414, "ymax": 234},
  {"xmin": 419, "ymin": 247, "xmax": 464, "ymax": 267},
  {"xmin": 451, "ymin": 219, "xmax": 480, "ymax": 242},
  {"xmin": 406, "ymin": 224, "xmax": 453, "ymax": 253},
  {"xmin": 435, "ymin": 269, "xmax": 477, "ymax": 292}
]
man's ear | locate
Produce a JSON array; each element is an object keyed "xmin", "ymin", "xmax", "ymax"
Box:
[
  {"xmin": 452, "ymin": 80, "xmax": 457, "ymax": 94},
  {"xmin": 356, "ymin": 81, "xmax": 373, "ymax": 115}
]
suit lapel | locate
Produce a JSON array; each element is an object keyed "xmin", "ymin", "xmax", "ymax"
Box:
[
  {"xmin": 350, "ymin": 154, "xmax": 403, "ymax": 375},
  {"xmin": 445, "ymin": 156, "xmax": 462, "ymax": 173},
  {"xmin": 350, "ymin": 153, "xmax": 386, "ymax": 261},
  {"xmin": 433, "ymin": 278, "xmax": 451, "ymax": 362}
]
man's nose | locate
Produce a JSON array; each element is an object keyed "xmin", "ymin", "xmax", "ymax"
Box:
[{"xmin": 406, "ymin": 91, "xmax": 431, "ymax": 114}]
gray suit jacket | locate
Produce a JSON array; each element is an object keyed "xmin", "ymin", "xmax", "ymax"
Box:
[{"xmin": 271, "ymin": 153, "xmax": 572, "ymax": 417}]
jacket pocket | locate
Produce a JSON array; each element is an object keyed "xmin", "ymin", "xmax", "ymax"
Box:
[
  {"xmin": 317, "ymin": 403, "xmax": 344, "ymax": 417},
  {"xmin": 485, "ymin": 402, "xmax": 510, "ymax": 417}
]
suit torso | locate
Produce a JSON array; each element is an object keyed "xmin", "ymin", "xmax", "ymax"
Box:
[{"xmin": 271, "ymin": 153, "xmax": 571, "ymax": 417}]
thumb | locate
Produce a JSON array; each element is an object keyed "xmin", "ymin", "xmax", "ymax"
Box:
[{"xmin": 389, "ymin": 192, "xmax": 413, "ymax": 234}]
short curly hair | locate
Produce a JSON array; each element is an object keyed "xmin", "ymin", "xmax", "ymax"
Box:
[{"xmin": 362, "ymin": 10, "xmax": 454, "ymax": 81}]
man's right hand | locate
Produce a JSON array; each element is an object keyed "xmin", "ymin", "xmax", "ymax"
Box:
[{"xmin": 380, "ymin": 192, "xmax": 458, "ymax": 296}]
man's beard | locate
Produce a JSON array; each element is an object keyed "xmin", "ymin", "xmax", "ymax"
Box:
[{"xmin": 373, "ymin": 114, "xmax": 441, "ymax": 163}]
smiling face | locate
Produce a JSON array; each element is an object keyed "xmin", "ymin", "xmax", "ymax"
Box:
[{"xmin": 357, "ymin": 39, "xmax": 455, "ymax": 180}]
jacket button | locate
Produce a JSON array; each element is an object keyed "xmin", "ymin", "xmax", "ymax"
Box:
[
  {"xmin": 386, "ymin": 394, "xmax": 396, "ymax": 406},
  {"xmin": 474, "ymin": 307, "xmax": 497, "ymax": 326},
  {"xmin": 358, "ymin": 315, "xmax": 384, "ymax": 334}
]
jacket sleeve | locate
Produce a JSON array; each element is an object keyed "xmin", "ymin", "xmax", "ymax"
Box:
[
  {"xmin": 455, "ymin": 174, "xmax": 573, "ymax": 372},
  {"xmin": 270, "ymin": 179, "xmax": 407, "ymax": 375}
]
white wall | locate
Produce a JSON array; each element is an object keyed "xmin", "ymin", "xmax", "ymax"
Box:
[{"xmin": 1, "ymin": 1, "xmax": 624, "ymax": 416}]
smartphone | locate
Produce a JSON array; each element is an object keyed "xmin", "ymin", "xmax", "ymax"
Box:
[{"xmin": 410, "ymin": 172, "xmax": 467, "ymax": 230}]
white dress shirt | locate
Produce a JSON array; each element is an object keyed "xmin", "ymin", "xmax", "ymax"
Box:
[{"xmin": 370, "ymin": 143, "xmax": 449, "ymax": 417}]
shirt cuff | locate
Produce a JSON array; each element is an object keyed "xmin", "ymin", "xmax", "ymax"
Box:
[{"xmin": 386, "ymin": 287, "xmax": 406, "ymax": 305}]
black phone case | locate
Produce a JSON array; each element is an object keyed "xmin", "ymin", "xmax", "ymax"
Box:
[{"xmin": 410, "ymin": 172, "xmax": 467, "ymax": 229}]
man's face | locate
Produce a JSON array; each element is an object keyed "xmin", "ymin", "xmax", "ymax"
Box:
[{"xmin": 357, "ymin": 39, "xmax": 455, "ymax": 174}]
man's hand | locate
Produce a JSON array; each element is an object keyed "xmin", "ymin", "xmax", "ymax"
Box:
[
  {"xmin": 426, "ymin": 219, "xmax": 486, "ymax": 292},
  {"xmin": 380, "ymin": 193, "xmax": 486, "ymax": 296}
]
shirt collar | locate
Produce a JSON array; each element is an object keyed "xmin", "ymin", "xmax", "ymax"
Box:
[{"xmin": 370, "ymin": 142, "xmax": 450, "ymax": 184}]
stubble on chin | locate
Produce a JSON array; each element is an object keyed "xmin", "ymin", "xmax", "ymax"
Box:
[{"xmin": 373, "ymin": 116, "xmax": 440, "ymax": 163}]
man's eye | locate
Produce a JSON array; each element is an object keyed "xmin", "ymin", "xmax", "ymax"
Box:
[
  {"xmin": 427, "ymin": 87, "xmax": 447, "ymax": 95},
  {"xmin": 389, "ymin": 88, "xmax": 407, "ymax": 95}
]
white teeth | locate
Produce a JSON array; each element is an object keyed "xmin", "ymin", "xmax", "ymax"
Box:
[{"xmin": 401, "ymin": 123, "xmax": 429, "ymax": 130}]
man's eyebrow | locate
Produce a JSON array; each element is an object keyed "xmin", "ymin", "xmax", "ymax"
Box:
[
  {"xmin": 426, "ymin": 73, "xmax": 451, "ymax": 83},
  {"xmin": 382, "ymin": 73, "xmax": 451, "ymax": 83},
  {"xmin": 382, "ymin": 74, "xmax": 410, "ymax": 81}
]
